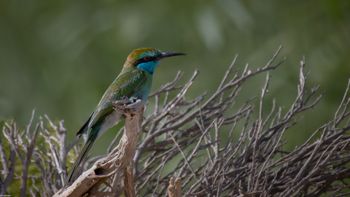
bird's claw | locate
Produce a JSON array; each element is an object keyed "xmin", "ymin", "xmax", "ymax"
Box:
[
  {"xmin": 128, "ymin": 96, "xmax": 138, "ymax": 103},
  {"xmin": 116, "ymin": 96, "xmax": 138, "ymax": 105},
  {"xmin": 113, "ymin": 97, "xmax": 143, "ymax": 113},
  {"xmin": 126, "ymin": 98, "xmax": 143, "ymax": 109}
]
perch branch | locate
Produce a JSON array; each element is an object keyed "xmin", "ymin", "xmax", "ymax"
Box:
[{"xmin": 53, "ymin": 99, "xmax": 143, "ymax": 197}]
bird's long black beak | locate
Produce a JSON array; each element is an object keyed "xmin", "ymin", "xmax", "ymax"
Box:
[{"xmin": 160, "ymin": 51, "xmax": 186, "ymax": 59}]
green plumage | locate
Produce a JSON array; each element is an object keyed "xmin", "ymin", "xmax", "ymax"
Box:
[
  {"xmin": 68, "ymin": 69, "xmax": 151, "ymax": 182},
  {"xmin": 89, "ymin": 69, "xmax": 151, "ymax": 132},
  {"xmin": 67, "ymin": 48, "xmax": 184, "ymax": 184}
]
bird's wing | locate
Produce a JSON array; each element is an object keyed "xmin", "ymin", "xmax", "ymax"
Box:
[
  {"xmin": 68, "ymin": 70, "xmax": 148, "ymax": 183},
  {"xmin": 76, "ymin": 69, "xmax": 148, "ymax": 136}
]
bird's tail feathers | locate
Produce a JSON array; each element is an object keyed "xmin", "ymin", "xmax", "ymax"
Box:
[
  {"xmin": 67, "ymin": 132, "xmax": 97, "ymax": 184},
  {"xmin": 76, "ymin": 113, "xmax": 93, "ymax": 137}
]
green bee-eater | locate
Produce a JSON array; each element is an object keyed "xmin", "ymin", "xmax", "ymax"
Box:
[{"xmin": 67, "ymin": 48, "xmax": 184, "ymax": 183}]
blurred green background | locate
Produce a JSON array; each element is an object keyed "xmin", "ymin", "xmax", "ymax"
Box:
[{"xmin": 0, "ymin": 0, "xmax": 349, "ymax": 148}]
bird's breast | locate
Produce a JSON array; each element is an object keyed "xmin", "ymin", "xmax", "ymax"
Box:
[
  {"xmin": 98, "ymin": 110, "xmax": 121, "ymax": 137},
  {"xmin": 135, "ymin": 82, "xmax": 152, "ymax": 101}
]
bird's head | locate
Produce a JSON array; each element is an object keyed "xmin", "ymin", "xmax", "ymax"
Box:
[{"xmin": 124, "ymin": 48, "xmax": 185, "ymax": 74}]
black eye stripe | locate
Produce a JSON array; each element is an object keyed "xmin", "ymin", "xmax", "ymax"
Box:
[{"xmin": 135, "ymin": 56, "xmax": 158, "ymax": 65}]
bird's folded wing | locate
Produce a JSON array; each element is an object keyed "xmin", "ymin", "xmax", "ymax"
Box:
[{"xmin": 81, "ymin": 70, "xmax": 148, "ymax": 133}]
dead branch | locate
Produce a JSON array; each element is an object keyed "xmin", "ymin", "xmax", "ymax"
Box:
[
  {"xmin": 167, "ymin": 177, "xmax": 181, "ymax": 197},
  {"xmin": 53, "ymin": 100, "xmax": 143, "ymax": 197},
  {"xmin": 1, "ymin": 47, "xmax": 350, "ymax": 196}
]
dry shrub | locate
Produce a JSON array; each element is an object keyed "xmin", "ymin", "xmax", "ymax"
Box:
[{"xmin": 1, "ymin": 47, "xmax": 350, "ymax": 196}]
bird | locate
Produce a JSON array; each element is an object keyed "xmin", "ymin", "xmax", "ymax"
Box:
[{"xmin": 67, "ymin": 48, "xmax": 185, "ymax": 183}]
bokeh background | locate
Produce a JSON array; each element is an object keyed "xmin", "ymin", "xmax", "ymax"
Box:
[{"xmin": 0, "ymin": 0, "xmax": 349, "ymax": 149}]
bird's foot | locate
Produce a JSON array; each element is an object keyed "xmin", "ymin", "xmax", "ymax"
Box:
[
  {"xmin": 128, "ymin": 96, "xmax": 139, "ymax": 103},
  {"xmin": 113, "ymin": 97, "xmax": 143, "ymax": 114},
  {"xmin": 126, "ymin": 97, "xmax": 143, "ymax": 110},
  {"xmin": 117, "ymin": 96, "xmax": 138, "ymax": 105}
]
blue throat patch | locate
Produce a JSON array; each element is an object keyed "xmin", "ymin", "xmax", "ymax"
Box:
[{"xmin": 137, "ymin": 61, "xmax": 159, "ymax": 74}]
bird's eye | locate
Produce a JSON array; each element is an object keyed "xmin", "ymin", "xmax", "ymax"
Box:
[{"xmin": 143, "ymin": 57, "xmax": 151, "ymax": 61}]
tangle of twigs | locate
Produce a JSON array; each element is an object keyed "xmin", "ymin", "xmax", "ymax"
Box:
[{"xmin": 1, "ymin": 47, "xmax": 350, "ymax": 196}]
